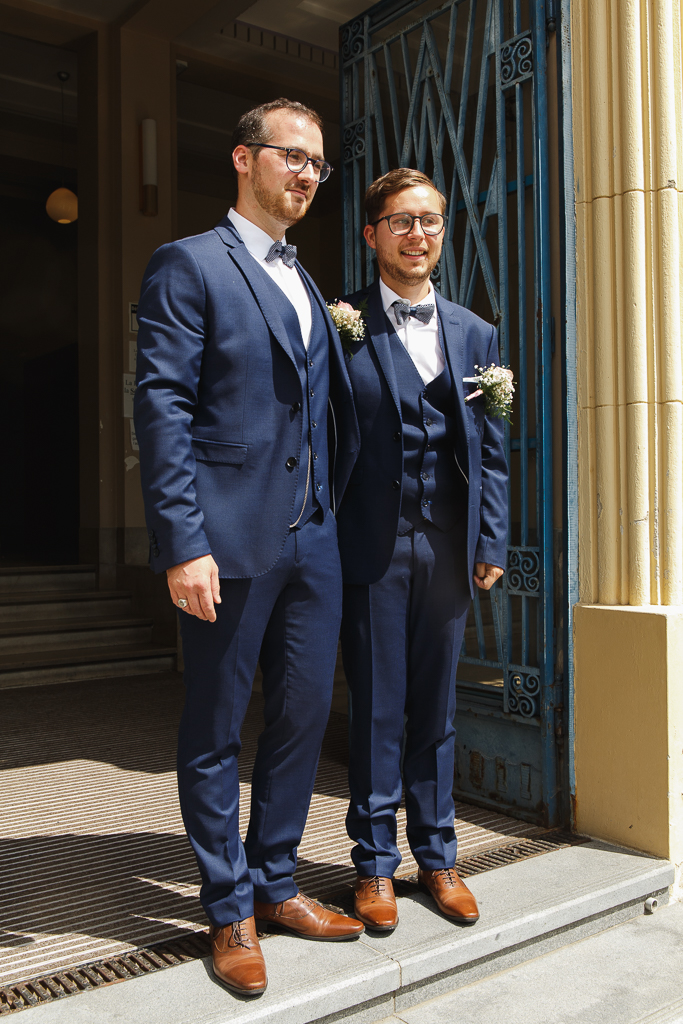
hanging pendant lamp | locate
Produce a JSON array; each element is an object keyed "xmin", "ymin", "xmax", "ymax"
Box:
[{"xmin": 46, "ymin": 71, "xmax": 78, "ymax": 224}]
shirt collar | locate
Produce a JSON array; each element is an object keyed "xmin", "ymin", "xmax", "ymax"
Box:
[
  {"xmin": 379, "ymin": 277, "xmax": 435, "ymax": 317},
  {"xmin": 228, "ymin": 208, "xmax": 286, "ymax": 262}
]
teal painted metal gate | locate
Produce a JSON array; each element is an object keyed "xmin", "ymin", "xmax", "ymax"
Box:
[{"xmin": 340, "ymin": 0, "xmax": 560, "ymax": 825}]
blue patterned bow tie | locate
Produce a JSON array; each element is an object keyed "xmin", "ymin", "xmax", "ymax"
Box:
[
  {"xmin": 392, "ymin": 300, "xmax": 435, "ymax": 326},
  {"xmin": 266, "ymin": 239, "xmax": 298, "ymax": 269}
]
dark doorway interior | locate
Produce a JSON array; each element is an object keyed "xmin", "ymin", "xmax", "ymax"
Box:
[{"xmin": 0, "ymin": 191, "xmax": 79, "ymax": 565}]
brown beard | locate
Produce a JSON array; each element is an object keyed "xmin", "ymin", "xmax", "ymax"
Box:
[
  {"xmin": 374, "ymin": 238, "xmax": 441, "ymax": 287},
  {"xmin": 251, "ymin": 158, "xmax": 311, "ymax": 227}
]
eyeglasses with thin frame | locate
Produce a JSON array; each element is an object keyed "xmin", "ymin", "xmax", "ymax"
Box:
[
  {"xmin": 248, "ymin": 143, "xmax": 332, "ymax": 182},
  {"xmin": 370, "ymin": 212, "xmax": 446, "ymax": 236}
]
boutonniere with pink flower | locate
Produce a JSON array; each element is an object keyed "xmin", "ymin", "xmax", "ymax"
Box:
[
  {"xmin": 327, "ymin": 300, "xmax": 367, "ymax": 359},
  {"xmin": 463, "ymin": 364, "xmax": 515, "ymax": 422}
]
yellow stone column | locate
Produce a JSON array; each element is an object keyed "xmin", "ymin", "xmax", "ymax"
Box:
[{"xmin": 572, "ymin": 0, "xmax": 683, "ymax": 870}]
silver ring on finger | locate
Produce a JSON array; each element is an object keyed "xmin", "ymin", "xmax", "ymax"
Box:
[{"xmin": 177, "ymin": 598, "xmax": 188, "ymax": 609}]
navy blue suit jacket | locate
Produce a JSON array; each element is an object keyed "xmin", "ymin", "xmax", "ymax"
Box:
[
  {"xmin": 134, "ymin": 217, "xmax": 360, "ymax": 578},
  {"xmin": 336, "ymin": 279, "xmax": 508, "ymax": 594}
]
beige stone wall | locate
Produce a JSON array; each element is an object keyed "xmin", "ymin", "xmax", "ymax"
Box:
[{"xmin": 572, "ymin": 0, "xmax": 683, "ymax": 869}]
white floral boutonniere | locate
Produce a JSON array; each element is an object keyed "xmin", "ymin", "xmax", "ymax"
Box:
[
  {"xmin": 464, "ymin": 364, "xmax": 515, "ymax": 423},
  {"xmin": 327, "ymin": 300, "xmax": 366, "ymax": 359}
]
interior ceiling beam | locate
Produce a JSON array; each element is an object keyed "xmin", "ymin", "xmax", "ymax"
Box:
[
  {"xmin": 175, "ymin": 44, "xmax": 339, "ymax": 120},
  {"xmin": 0, "ymin": 0, "xmax": 102, "ymax": 46},
  {"xmin": 117, "ymin": 0, "xmax": 227, "ymax": 38}
]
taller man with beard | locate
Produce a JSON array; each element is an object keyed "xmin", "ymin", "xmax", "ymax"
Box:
[
  {"xmin": 337, "ymin": 169, "xmax": 508, "ymax": 932},
  {"xmin": 134, "ymin": 99, "xmax": 363, "ymax": 998}
]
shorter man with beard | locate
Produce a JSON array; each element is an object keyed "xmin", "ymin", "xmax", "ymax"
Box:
[
  {"xmin": 134, "ymin": 99, "xmax": 363, "ymax": 998},
  {"xmin": 336, "ymin": 169, "xmax": 508, "ymax": 930}
]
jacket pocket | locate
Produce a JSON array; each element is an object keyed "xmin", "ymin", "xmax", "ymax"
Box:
[{"xmin": 191, "ymin": 438, "xmax": 248, "ymax": 465}]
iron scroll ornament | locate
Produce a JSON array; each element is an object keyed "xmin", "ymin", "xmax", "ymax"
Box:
[
  {"xmin": 507, "ymin": 548, "xmax": 540, "ymax": 594},
  {"xmin": 507, "ymin": 671, "xmax": 540, "ymax": 718},
  {"xmin": 500, "ymin": 32, "xmax": 533, "ymax": 90},
  {"xmin": 341, "ymin": 19, "xmax": 364, "ymax": 63},
  {"xmin": 343, "ymin": 120, "xmax": 365, "ymax": 163}
]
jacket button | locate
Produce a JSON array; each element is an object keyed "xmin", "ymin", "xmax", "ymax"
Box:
[
  {"xmin": 392, "ymin": 480, "xmax": 400, "ymax": 490},
  {"xmin": 286, "ymin": 457, "xmax": 297, "ymax": 469},
  {"xmin": 393, "ymin": 431, "xmax": 401, "ymax": 441},
  {"xmin": 291, "ymin": 402, "xmax": 301, "ymax": 413},
  {"xmin": 153, "ymin": 546, "xmax": 160, "ymax": 557}
]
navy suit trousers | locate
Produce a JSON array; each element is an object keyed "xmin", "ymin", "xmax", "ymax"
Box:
[
  {"xmin": 177, "ymin": 511, "xmax": 342, "ymax": 927},
  {"xmin": 341, "ymin": 518, "xmax": 470, "ymax": 878}
]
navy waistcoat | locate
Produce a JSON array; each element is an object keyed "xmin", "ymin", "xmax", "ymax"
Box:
[
  {"xmin": 388, "ymin": 321, "xmax": 465, "ymax": 535},
  {"xmin": 276, "ymin": 277, "xmax": 330, "ymax": 526}
]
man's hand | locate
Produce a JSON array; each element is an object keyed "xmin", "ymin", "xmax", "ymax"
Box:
[
  {"xmin": 167, "ymin": 555, "xmax": 221, "ymax": 622},
  {"xmin": 473, "ymin": 562, "xmax": 504, "ymax": 591}
]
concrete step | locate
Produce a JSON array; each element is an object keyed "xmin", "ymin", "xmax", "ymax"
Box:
[
  {"xmin": 378, "ymin": 896, "xmax": 683, "ymax": 1024},
  {"xmin": 0, "ymin": 644, "xmax": 177, "ymax": 689},
  {"xmin": 0, "ymin": 565, "xmax": 97, "ymax": 594},
  {"xmin": 15, "ymin": 840, "xmax": 674, "ymax": 1024},
  {"xmin": 0, "ymin": 617, "xmax": 154, "ymax": 653},
  {"xmin": 0, "ymin": 590, "xmax": 132, "ymax": 625}
]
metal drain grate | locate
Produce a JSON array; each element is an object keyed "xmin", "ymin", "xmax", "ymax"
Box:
[
  {"xmin": 0, "ymin": 933, "xmax": 211, "ymax": 1016},
  {"xmin": 0, "ymin": 830, "xmax": 588, "ymax": 1015}
]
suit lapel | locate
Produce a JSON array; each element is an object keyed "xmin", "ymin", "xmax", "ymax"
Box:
[
  {"xmin": 213, "ymin": 220, "xmax": 297, "ymax": 370},
  {"xmin": 366, "ymin": 281, "xmax": 401, "ymax": 417},
  {"xmin": 436, "ymin": 292, "xmax": 469, "ymax": 450}
]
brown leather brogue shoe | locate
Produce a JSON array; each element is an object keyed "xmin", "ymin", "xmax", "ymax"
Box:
[
  {"xmin": 353, "ymin": 875, "xmax": 399, "ymax": 931},
  {"xmin": 418, "ymin": 867, "xmax": 480, "ymax": 924},
  {"xmin": 254, "ymin": 891, "xmax": 365, "ymax": 941},
  {"xmin": 210, "ymin": 917, "xmax": 267, "ymax": 996}
]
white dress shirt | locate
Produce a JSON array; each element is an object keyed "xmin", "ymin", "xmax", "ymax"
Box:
[
  {"xmin": 228, "ymin": 208, "xmax": 312, "ymax": 349},
  {"xmin": 380, "ymin": 278, "xmax": 445, "ymax": 384}
]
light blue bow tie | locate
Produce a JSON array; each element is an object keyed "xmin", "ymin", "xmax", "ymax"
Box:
[
  {"xmin": 266, "ymin": 239, "xmax": 298, "ymax": 269},
  {"xmin": 392, "ymin": 300, "xmax": 435, "ymax": 326}
]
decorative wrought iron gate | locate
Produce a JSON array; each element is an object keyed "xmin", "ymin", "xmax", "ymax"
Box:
[{"xmin": 340, "ymin": 0, "xmax": 560, "ymax": 824}]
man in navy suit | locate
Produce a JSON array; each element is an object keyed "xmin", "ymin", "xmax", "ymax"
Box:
[
  {"xmin": 337, "ymin": 169, "xmax": 508, "ymax": 932},
  {"xmin": 134, "ymin": 99, "xmax": 363, "ymax": 997}
]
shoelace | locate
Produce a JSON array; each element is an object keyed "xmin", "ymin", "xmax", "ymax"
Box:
[
  {"xmin": 432, "ymin": 867, "xmax": 459, "ymax": 887},
  {"xmin": 369, "ymin": 876, "xmax": 385, "ymax": 896},
  {"xmin": 228, "ymin": 920, "xmax": 250, "ymax": 949}
]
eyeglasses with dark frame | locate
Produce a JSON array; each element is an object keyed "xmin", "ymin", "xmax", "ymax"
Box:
[
  {"xmin": 370, "ymin": 212, "xmax": 446, "ymax": 236},
  {"xmin": 248, "ymin": 143, "xmax": 332, "ymax": 182}
]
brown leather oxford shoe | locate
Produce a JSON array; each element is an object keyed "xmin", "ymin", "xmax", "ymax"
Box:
[
  {"xmin": 353, "ymin": 875, "xmax": 399, "ymax": 931},
  {"xmin": 254, "ymin": 891, "xmax": 365, "ymax": 941},
  {"xmin": 418, "ymin": 867, "xmax": 480, "ymax": 924},
  {"xmin": 210, "ymin": 917, "xmax": 267, "ymax": 996}
]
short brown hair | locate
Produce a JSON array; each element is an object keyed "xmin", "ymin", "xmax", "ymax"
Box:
[
  {"xmin": 231, "ymin": 98, "xmax": 324, "ymax": 155},
  {"xmin": 365, "ymin": 168, "xmax": 446, "ymax": 225}
]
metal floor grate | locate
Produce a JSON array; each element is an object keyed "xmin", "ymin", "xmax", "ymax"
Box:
[{"xmin": 0, "ymin": 830, "xmax": 588, "ymax": 1015}]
